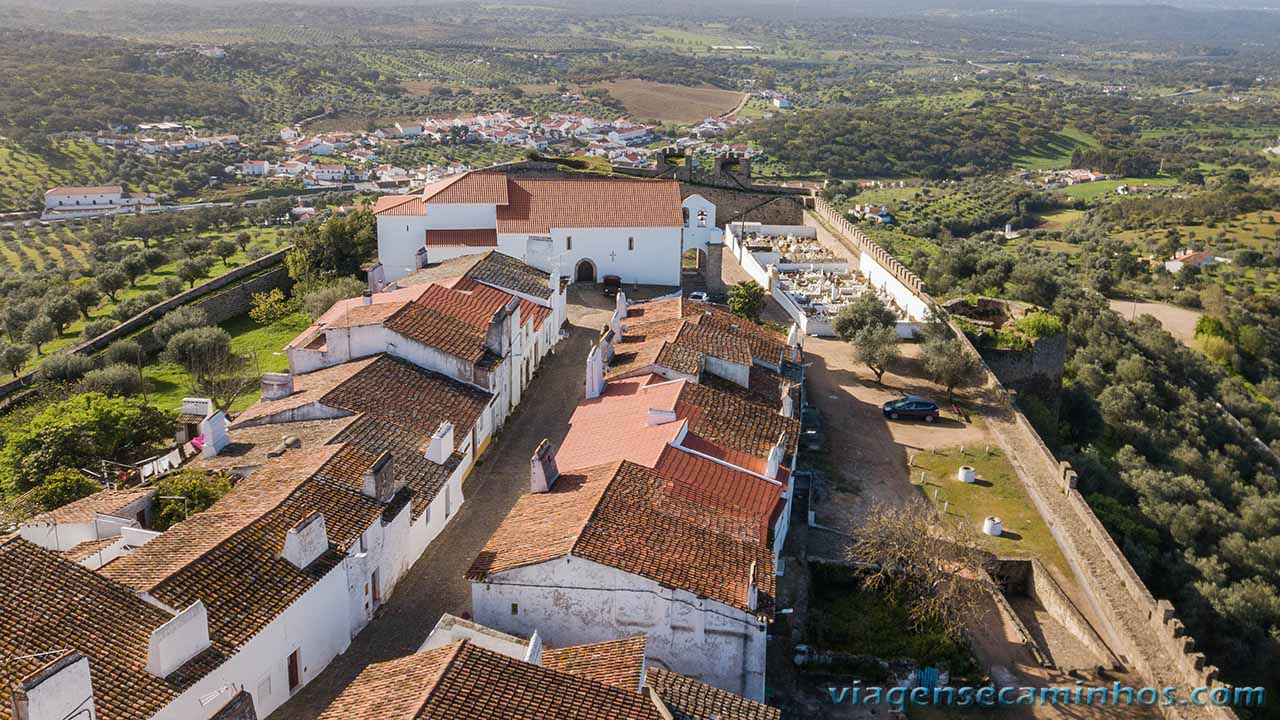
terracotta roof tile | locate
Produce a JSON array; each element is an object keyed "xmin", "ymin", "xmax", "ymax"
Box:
[
  {"xmin": 541, "ymin": 636, "xmax": 646, "ymax": 692},
  {"xmin": 468, "ymin": 460, "xmax": 774, "ymax": 616},
  {"xmin": 497, "ymin": 177, "xmax": 682, "ymax": 234},
  {"xmin": 676, "ymin": 382, "xmax": 799, "ymax": 460},
  {"xmin": 373, "ymin": 195, "xmax": 426, "ymax": 216},
  {"xmin": 385, "ymin": 302, "xmax": 498, "ymax": 366},
  {"xmin": 425, "ymin": 228, "xmax": 498, "ymax": 247},
  {"xmin": 423, "ymin": 172, "xmax": 509, "ymax": 205},
  {"xmin": 462, "ymin": 250, "xmax": 554, "ymax": 301},
  {"xmin": 318, "ymin": 355, "xmax": 493, "ymax": 441},
  {"xmin": 232, "ymin": 355, "xmax": 380, "ymax": 427},
  {"xmin": 26, "ymin": 486, "xmax": 155, "ymax": 525},
  {"xmin": 554, "ymin": 376, "xmax": 686, "ymax": 472},
  {"xmin": 654, "ymin": 445, "xmax": 785, "ymax": 543},
  {"xmin": 328, "ymin": 415, "xmax": 460, "ymax": 519},
  {"xmin": 0, "ymin": 538, "xmax": 229, "ymax": 720},
  {"xmin": 319, "ymin": 640, "xmax": 662, "ymax": 720},
  {"xmin": 646, "ymin": 667, "xmax": 782, "ymax": 720},
  {"xmin": 59, "ymin": 535, "xmax": 121, "ymax": 563}
]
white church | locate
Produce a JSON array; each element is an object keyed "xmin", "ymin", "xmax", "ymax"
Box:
[{"xmin": 372, "ymin": 171, "xmax": 719, "ymax": 287}]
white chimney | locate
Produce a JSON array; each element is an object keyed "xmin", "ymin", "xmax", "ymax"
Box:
[
  {"xmin": 530, "ymin": 439, "xmax": 559, "ymax": 493},
  {"xmin": 425, "ymin": 422, "xmax": 454, "ymax": 464},
  {"xmin": 615, "ymin": 290, "xmax": 627, "ymax": 317},
  {"xmin": 786, "ymin": 322, "xmax": 801, "ymax": 348},
  {"xmin": 10, "ymin": 652, "xmax": 96, "ymax": 720},
  {"xmin": 281, "ymin": 512, "xmax": 329, "ymax": 570},
  {"xmin": 361, "ymin": 290, "xmax": 373, "ymax": 306},
  {"xmin": 523, "ymin": 630, "xmax": 544, "ymax": 666},
  {"xmin": 779, "ymin": 387, "xmax": 795, "ymax": 418},
  {"xmin": 747, "ymin": 561, "xmax": 759, "ymax": 612},
  {"xmin": 361, "ymin": 451, "xmax": 401, "ymax": 503},
  {"xmin": 585, "ymin": 346, "xmax": 604, "ymax": 399},
  {"xmin": 200, "ymin": 410, "xmax": 230, "ymax": 458},
  {"xmin": 765, "ymin": 432, "xmax": 787, "ymax": 481},
  {"xmin": 261, "ymin": 372, "xmax": 294, "ymax": 400},
  {"xmin": 145, "ymin": 602, "xmax": 212, "ymax": 678}
]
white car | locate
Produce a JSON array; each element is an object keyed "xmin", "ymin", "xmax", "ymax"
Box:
[{"xmin": 688, "ymin": 291, "xmax": 709, "ymax": 303}]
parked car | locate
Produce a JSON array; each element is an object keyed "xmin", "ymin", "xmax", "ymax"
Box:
[
  {"xmin": 601, "ymin": 274, "xmax": 622, "ymax": 297},
  {"xmin": 882, "ymin": 395, "xmax": 940, "ymax": 422},
  {"xmin": 688, "ymin": 291, "xmax": 709, "ymax": 303}
]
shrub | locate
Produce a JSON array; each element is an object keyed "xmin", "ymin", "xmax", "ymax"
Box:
[
  {"xmin": 102, "ymin": 339, "xmax": 144, "ymax": 367},
  {"xmin": 37, "ymin": 353, "xmax": 94, "ymax": 384},
  {"xmin": 250, "ymin": 288, "xmax": 300, "ymax": 325},
  {"xmin": 32, "ymin": 469, "xmax": 100, "ymax": 512},
  {"xmin": 159, "ymin": 276, "xmax": 186, "ymax": 297},
  {"xmin": 80, "ymin": 318, "xmax": 117, "ymax": 340},
  {"xmin": 113, "ymin": 297, "xmax": 151, "ymax": 322},
  {"xmin": 80, "ymin": 363, "xmax": 146, "ymax": 397},
  {"xmin": 1013, "ymin": 311, "xmax": 1065, "ymax": 339},
  {"xmin": 153, "ymin": 306, "xmax": 209, "ymax": 345},
  {"xmin": 302, "ymin": 277, "xmax": 367, "ymax": 319},
  {"xmin": 152, "ymin": 469, "xmax": 233, "ymax": 530}
]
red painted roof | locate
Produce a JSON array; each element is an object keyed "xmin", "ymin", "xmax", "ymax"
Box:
[{"xmin": 555, "ymin": 375, "xmax": 687, "ymax": 472}]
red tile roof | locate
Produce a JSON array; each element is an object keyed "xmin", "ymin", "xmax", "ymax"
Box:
[
  {"xmin": 497, "ymin": 177, "xmax": 683, "ymax": 234},
  {"xmin": 373, "ymin": 195, "xmax": 425, "ymax": 215},
  {"xmin": 27, "ymin": 486, "xmax": 155, "ymax": 525},
  {"xmin": 423, "ymin": 172, "xmax": 510, "ymax": 205},
  {"xmin": 425, "ymin": 228, "xmax": 497, "ymax": 247},
  {"xmin": 654, "ymin": 445, "xmax": 784, "ymax": 543},
  {"xmin": 554, "ymin": 376, "xmax": 687, "ymax": 472},
  {"xmin": 541, "ymin": 636, "xmax": 646, "ymax": 691},
  {"xmin": 468, "ymin": 460, "xmax": 775, "ymax": 616}
]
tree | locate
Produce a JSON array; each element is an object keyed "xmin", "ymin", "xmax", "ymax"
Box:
[
  {"xmin": 37, "ymin": 353, "xmax": 94, "ymax": 384},
  {"xmin": 23, "ymin": 316, "xmax": 56, "ymax": 355},
  {"xmin": 165, "ymin": 327, "xmax": 256, "ymax": 413},
  {"xmin": 726, "ymin": 281, "xmax": 764, "ymax": 320},
  {"xmin": 833, "ymin": 293, "xmax": 897, "ymax": 340},
  {"xmin": 176, "ymin": 256, "xmax": 214, "ymax": 287},
  {"xmin": 45, "ymin": 295, "xmax": 79, "ymax": 333},
  {"xmin": 0, "ymin": 393, "xmax": 171, "ymax": 492},
  {"xmin": 152, "ymin": 469, "xmax": 232, "ymax": 531},
  {"xmin": 80, "ymin": 318, "xmax": 116, "ymax": 340},
  {"xmin": 284, "ymin": 210, "xmax": 377, "ymax": 288},
  {"xmin": 249, "ymin": 288, "xmax": 299, "ymax": 325},
  {"xmin": 95, "ymin": 267, "xmax": 128, "ymax": 301},
  {"xmin": 81, "ymin": 363, "xmax": 146, "ymax": 397},
  {"xmin": 212, "ymin": 238, "xmax": 238, "ymax": 266},
  {"xmin": 0, "ymin": 343, "xmax": 30, "ymax": 377},
  {"xmin": 923, "ymin": 337, "xmax": 979, "ymax": 403},
  {"xmin": 103, "ymin": 339, "xmax": 144, "ymax": 367},
  {"xmin": 71, "ymin": 284, "xmax": 102, "ymax": 320},
  {"xmin": 302, "ymin": 277, "xmax": 368, "ymax": 319},
  {"xmin": 852, "ymin": 325, "xmax": 901, "ymax": 384},
  {"xmin": 2, "ymin": 301, "xmax": 34, "ymax": 341},
  {"xmin": 235, "ymin": 231, "xmax": 252, "ymax": 252},
  {"xmin": 141, "ymin": 248, "xmax": 168, "ymax": 271},
  {"xmin": 120, "ymin": 253, "xmax": 149, "ymax": 286},
  {"xmin": 152, "ymin": 306, "xmax": 208, "ymax": 345},
  {"xmin": 847, "ymin": 501, "xmax": 997, "ymax": 641},
  {"xmin": 32, "ymin": 469, "xmax": 100, "ymax": 512}
]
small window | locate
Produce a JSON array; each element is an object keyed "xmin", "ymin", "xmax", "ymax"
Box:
[
  {"xmin": 628, "ymin": 237, "xmax": 634, "ymax": 251},
  {"xmin": 287, "ymin": 650, "xmax": 301, "ymax": 691},
  {"xmin": 511, "ymin": 603, "xmax": 519, "ymax": 615},
  {"xmin": 566, "ymin": 236, "xmax": 572, "ymax": 251}
]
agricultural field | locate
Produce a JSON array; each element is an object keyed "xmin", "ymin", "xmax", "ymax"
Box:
[
  {"xmin": 1012, "ymin": 126, "xmax": 1100, "ymax": 170},
  {"xmin": 589, "ymin": 79, "xmax": 744, "ymax": 123},
  {"xmin": 840, "ymin": 177, "xmax": 1037, "ymax": 238},
  {"xmin": 0, "ymin": 141, "xmax": 115, "ymax": 212},
  {"xmin": 1033, "ymin": 207, "xmax": 1085, "ymax": 231},
  {"xmin": 1054, "ymin": 177, "xmax": 1177, "ymax": 201}
]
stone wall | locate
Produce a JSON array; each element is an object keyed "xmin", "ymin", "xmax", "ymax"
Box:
[
  {"xmin": 980, "ymin": 332, "xmax": 1067, "ymax": 392},
  {"xmin": 813, "ymin": 201, "xmax": 1238, "ymax": 720}
]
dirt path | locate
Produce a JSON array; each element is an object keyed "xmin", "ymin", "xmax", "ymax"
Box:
[{"xmin": 1107, "ymin": 298, "xmax": 1202, "ymax": 347}]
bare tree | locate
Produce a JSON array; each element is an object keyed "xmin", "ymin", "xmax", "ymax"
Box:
[{"xmin": 847, "ymin": 501, "xmax": 996, "ymax": 640}]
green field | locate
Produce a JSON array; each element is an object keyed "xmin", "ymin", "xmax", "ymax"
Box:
[
  {"xmin": 1055, "ymin": 177, "xmax": 1177, "ymax": 201},
  {"xmin": 912, "ymin": 445, "xmax": 1070, "ymax": 576},
  {"xmin": 1013, "ymin": 126, "xmax": 1100, "ymax": 170},
  {"xmin": 1034, "ymin": 207, "xmax": 1085, "ymax": 230},
  {"xmin": 0, "ymin": 141, "xmax": 115, "ymax": 212}
]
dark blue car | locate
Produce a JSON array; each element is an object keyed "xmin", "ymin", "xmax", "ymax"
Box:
[{"xmin": 882, "ymin": 395, "xmax": 940, "ymax": 422}]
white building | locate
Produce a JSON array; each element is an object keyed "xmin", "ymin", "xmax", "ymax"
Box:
[
  {"xmin": 468, "ymin": 453, "xmax": 775, "ymax": 701},
  {"xmin": 372, "ymin": 171, "xmax": 688, "ymax": 286},
  {"xmin": 315, "ymin": 613, "xmax": 781, "ymax": 719},
  {"xmin": 42, "ymin": 185, "xmax": 157, "ymax": 219},
  {"xmin": 17, "ymin": 485, "xmax": 160, "ymax": 570}
]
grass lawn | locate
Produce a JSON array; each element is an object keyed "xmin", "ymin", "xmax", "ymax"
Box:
[
  {"xmin": 1034, "ymin": 208, "xmax": 1084, "ymax": 231},
  {"xmin": 141, "ymin": 311, "xmax": 310, "ymax": 415},
  {"xmin": 911, "ymin": 445, "xmax": 1070, "ymax": 576}
]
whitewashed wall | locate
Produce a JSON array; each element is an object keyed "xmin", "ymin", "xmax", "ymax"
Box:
[
  {"xmin": 859, "ymin": 252, "xmax": 930, "ymax": 323},
  {"xmin": 472, "ymin": 556, "xmax": 767, "ymax": 701}
]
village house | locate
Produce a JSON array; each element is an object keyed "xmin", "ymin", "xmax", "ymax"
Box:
[
  {"xmin": 17, "ymin": 485, "xmax": 159, "ymax": 569},
  {"xmin": 372, "ymin": 170, "xmax": 694, "ymax": 287},
  {"xmin": 1164, "ymin": 248, "xmax": 1232, "ymax": 273},
  {"xmin": 316, "ymin": 613, "xmax": 780, "ymax": 720},
  {"xmin": 286, "ymin": 252, "xmax": 564, "ymax": 428},
  {"xmin": 42, "ymin": 185, "xmax": 158, "ymax": 219}
]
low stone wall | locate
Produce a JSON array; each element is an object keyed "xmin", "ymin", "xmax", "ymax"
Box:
[
  {"xmin": 980, "ymin": 332, "xmax": 1067, "ymax": 391},
  {"xmin": 814, "ymin": 202, "xmax": 1237, "ymax": 720}
]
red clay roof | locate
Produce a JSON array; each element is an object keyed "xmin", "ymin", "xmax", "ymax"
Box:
[
  {"xmin": 423, "ymin": 172, "xmax": 510, "ymax": 205},
  {"xmin": 654, "ymin": 445, "xmax": 785, "ymax": 543},
  {"xmin": 373, "ymin": 195, "xmax": 425, "ymax": 215},
  {"xmin": 425, "ymin": 228, "xmax": 498, "ymax": 247},
  {"xmin": 497, "ymin": 177, "xmax": 683, "ymax": 234},
  {"xmin": 540, "ymin": 636, "xmax": 646, "ymax": 692},
  {"xmin": 554, "ymin": 375, "xmax": 687, "ymax": 472}
]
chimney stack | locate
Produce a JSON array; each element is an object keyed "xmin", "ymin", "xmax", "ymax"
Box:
[
  {"xmin": 778, "ymin": 383, "xmax": 795, "ymax": 418},
  {"xmin": 485, "ymin": 305, "xmax": 511, "ymax": 356},
  {"xmin": 361, "ymin": 451, "xmax": 401, "ymax": 503},
  {"xmin": 530, "ymin": 439, "xmax": 559, "ymax": 493},
  {"xmin": 765, "ymin": 432, "xmax": 787, "ymax": 481},
  {"xmin": 646, "ymin": 407, "xmax": 677, "ymax": 426},
  {"xmin": 361, "ymin": 290, "xmax": 373, "ymax": 306},
  {"xmin": 585, "ymin": 346, "xmax": 604, "ymax": 399},
  {"xmin": 145, "ymin": 602, "xmax": 212, "ymax": 678},
  {"xmin": 747, "ymin": 561, "xmax": 759, "ymax": 612},
  {"xmin": 261, "ymin": 372, "xmax": 294, "ymax": 400},
  {"xmin": 281, "ymin": 512, "xmax": 329, "ymax": 570},
  {"xmin": 200, "ymin": 410, "xmax": 230, "ymax": 458},
  {"xmin": 10, "ymin": 652, "xmax": 97, "ymax": 720},
  {"xmin": 425, "ymin": 422, "xmax": 455, "ymax": 465}
]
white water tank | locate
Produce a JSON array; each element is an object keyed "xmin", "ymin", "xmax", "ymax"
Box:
[
  {"xmin": 983, "ymin": 516, "xmax": 1003, "ymax": 536},
  {"xmin": 957, "ymin": 465, "xmax": 977, "ymax": 483}
]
